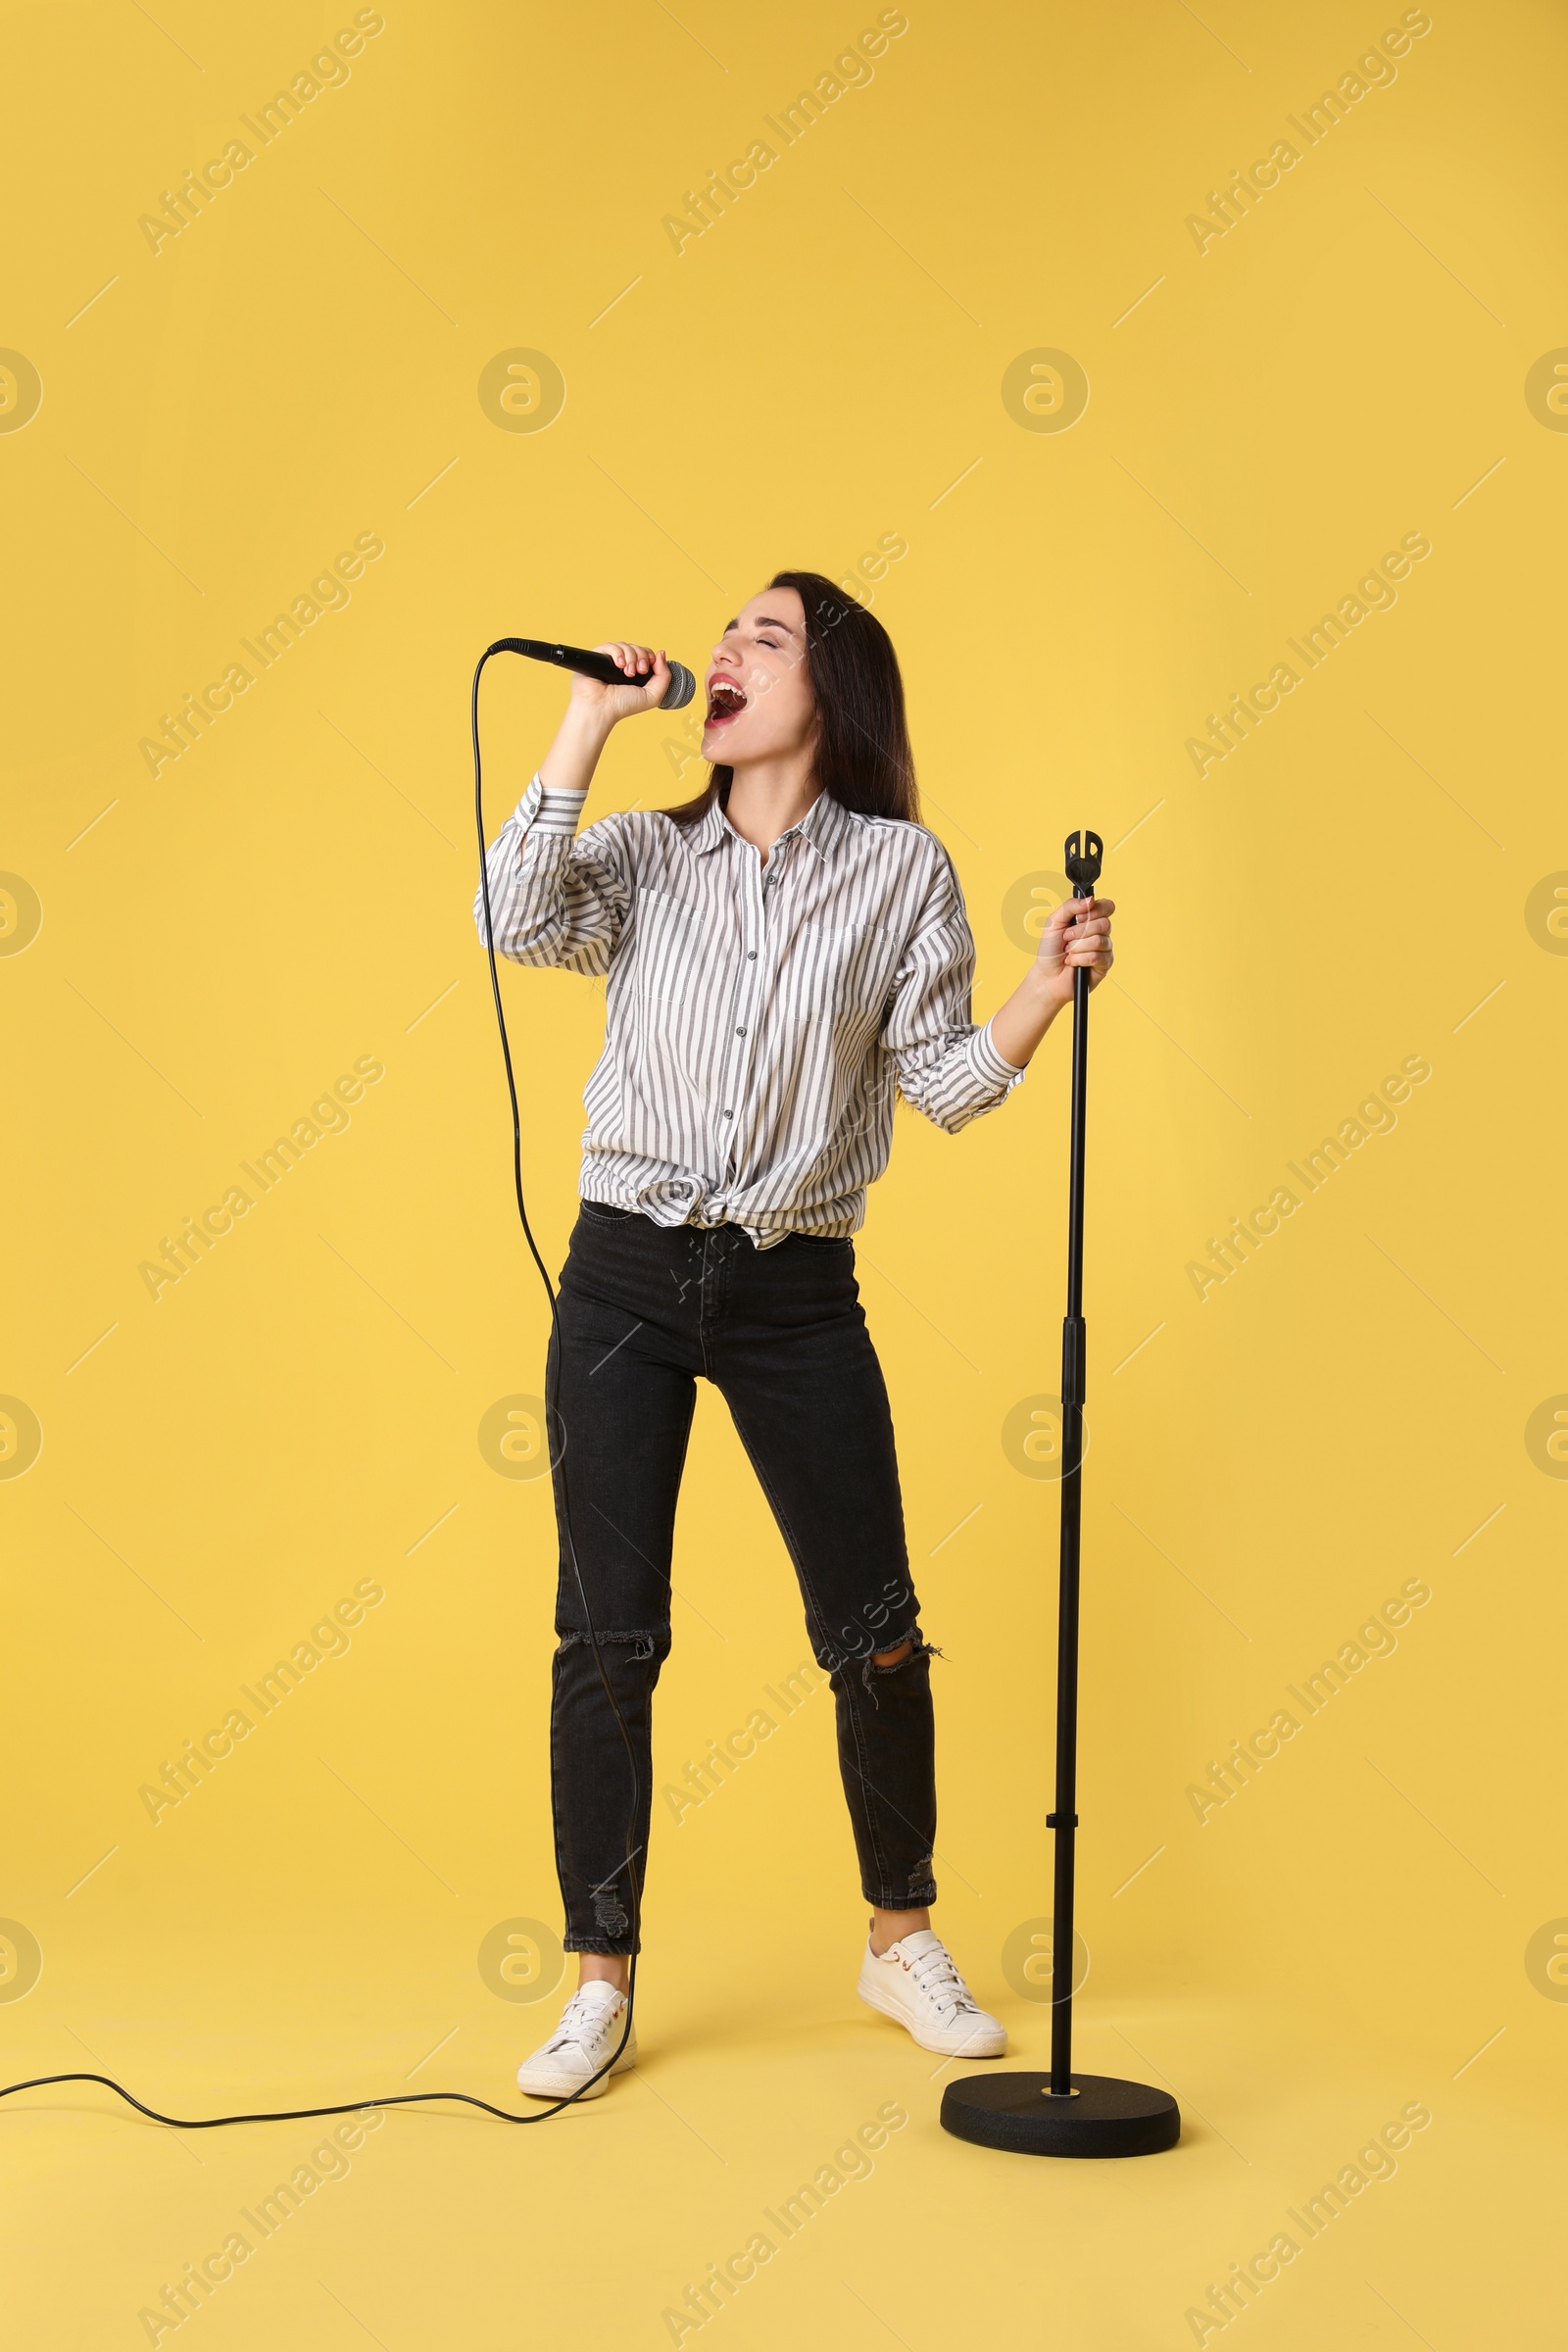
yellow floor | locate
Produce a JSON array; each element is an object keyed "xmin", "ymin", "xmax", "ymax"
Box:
[{"xmin": 6, "ymin": 1927, "xmax": 1556, "ymax": 2348}]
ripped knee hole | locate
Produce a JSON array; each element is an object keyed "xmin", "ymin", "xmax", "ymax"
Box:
[{"xmin": 872, "ymin": 1637, "xmax": 914, "ymax": 1668}]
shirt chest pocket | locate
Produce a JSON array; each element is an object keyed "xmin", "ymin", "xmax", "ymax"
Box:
[
  {"xmin": 791, "ymin": 918, "xmax": 899, "ymax": 1028},
  {"xmin": 631, "ymin": 885, "xmax": 704, "ymax": 1003}
]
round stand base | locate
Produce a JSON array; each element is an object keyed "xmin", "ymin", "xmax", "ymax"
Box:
[{"xmin": 940, "ymin": 2071, "xmax": 1180, "ymax": 2158}]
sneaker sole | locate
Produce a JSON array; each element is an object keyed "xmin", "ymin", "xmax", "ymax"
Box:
[
  {"xmin": 516, "ymin": 2043, "xmax": 637, "ymax": 2101},
  {"xmin": 857, "ymin": 1981, "xmax": 1006, "ymax": 2059}
]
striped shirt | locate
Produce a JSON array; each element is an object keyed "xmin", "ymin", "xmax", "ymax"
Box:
[{"xmin": 474, "ymin": 775, "xmax": 1026, "ymax": 1246}]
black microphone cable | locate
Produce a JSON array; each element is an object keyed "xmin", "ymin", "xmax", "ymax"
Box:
[{"xmin": 0, "ymin": 645, "xmax": 642, "ymax": 2131}]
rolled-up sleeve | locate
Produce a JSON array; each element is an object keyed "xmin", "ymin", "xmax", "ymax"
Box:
[
  {"xmin": 472, "ymin": 774, "xmax": 631, "ymax": 975},
  {"xmin": 883, "ymin": 846, "xmax": 1026, "ymax": 1134}
]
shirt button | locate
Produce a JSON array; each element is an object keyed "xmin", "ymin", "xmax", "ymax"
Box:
[
  {"xmin": 721, "ymin": 1108, "xmax": 733, "ymax": 1118},
  {"xmin": 735, "ymin": 1026, "xmax": 746, "ymax": 1036},
  {"xmin": 747, "ymin": 950, "xmax": 758, "ymax": 959}
]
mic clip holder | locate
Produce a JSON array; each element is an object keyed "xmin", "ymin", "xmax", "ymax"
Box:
[{"xmin": 1064, "ymin": 829, "xmax": 1103, "ymax": 900}]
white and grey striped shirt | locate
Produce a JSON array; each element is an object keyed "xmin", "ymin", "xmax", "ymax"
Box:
[{"xmin": 474, "ymin": 776, "xmax": 1025, "ymax": 1246}]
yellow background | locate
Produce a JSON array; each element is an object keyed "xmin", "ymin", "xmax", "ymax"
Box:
[{"xmin": 3, "ymin": 0, "xmax": 1563, "ymax": 2343}]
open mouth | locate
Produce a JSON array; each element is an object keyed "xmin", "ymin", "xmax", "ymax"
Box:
[{"xmin": 706, "ymin": 676, "xmax": 747, "ymax": 727}]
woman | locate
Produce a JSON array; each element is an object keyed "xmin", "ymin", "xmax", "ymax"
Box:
[{"xmin": 474, "ymin": 573, "xmax": 1113, "ymax": 2100}]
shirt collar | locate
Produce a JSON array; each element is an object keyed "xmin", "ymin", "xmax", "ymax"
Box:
[
  {"xmin": 795, "ymin": 790, "xmax": 851, "ymax": 861},
  {"xmin": 692, "ymin": 788, "xmax": 852, "ymax": 862},
  {"xmin": 688, "ymin": 796, "xmax": 730, "ymax": 857}
]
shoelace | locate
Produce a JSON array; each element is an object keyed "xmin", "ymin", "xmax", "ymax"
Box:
[
  {"xmin": 904, "ymin": 1943, "xmax": 980, "ymax": 2018},
  {"xmin": 545, "ymin": 1993, "xmax": 624, "ymax": 2054}
]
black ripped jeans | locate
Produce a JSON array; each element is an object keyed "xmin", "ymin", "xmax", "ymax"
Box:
[{"xmin": 545, "ymin": 1203, "xmax": 938, "ymax": 1952}]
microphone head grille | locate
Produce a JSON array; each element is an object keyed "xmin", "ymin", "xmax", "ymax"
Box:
[{"xmin": 660, "ymin": 661, "xmax": 697, "ymax": 710}]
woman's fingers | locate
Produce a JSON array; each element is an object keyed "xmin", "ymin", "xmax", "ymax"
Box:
[
  {"xmin": 1047, "ymin": 895, "xmax": 1115, "ymax": 931},
  {"xmin": 590, "ymin": 640, "xmax": 657, "ymax": 676},
  {"xmin": 575, "ymin": 641, "xmax": 667, "ymax": 720},
  {"xmin": 1037, "ymin": 892, "xmax": 1114, "ymax": 985},
  {"xmin": 616, "ymin": 641, "xmax": 657, "ymax": 676}
]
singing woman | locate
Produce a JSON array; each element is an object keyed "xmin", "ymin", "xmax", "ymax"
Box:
[{"xmin": 474, "ymin": 573, "xmax": 1113, "ymax": 2099}]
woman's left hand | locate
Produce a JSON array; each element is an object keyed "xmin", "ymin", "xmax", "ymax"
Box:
[{"xmin": 1034, "ymin": 894, "xmax": 1115, "ymax": 1004}]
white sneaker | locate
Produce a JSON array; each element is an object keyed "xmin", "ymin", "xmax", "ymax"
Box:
[
  {"xmin": 516, "ymin": 1982, "xmax": 637, "ymax": 2101},
  {"xmin": 857, "ymin": 1928, "xmax": 1007, "ymax": 2058}
]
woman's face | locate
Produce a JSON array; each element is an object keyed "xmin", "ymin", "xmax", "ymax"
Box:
[{"xmin": 702, "ymin": 585, "xmax": 816, "ymax": 766}]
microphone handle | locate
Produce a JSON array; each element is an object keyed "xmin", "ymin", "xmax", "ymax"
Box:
[{"xmin": 488, "ymin": 638, "xmax": 695, "ymax": 711}]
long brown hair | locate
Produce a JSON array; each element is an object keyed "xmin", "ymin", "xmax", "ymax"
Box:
[{"xmin": 663, "ymin": 570, "xmax": 919, "ymax": 828}]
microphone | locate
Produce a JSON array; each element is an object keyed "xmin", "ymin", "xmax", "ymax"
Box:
[{"xmin": 489, "ymin": 638, "xmax": 696, "ymax": 710}]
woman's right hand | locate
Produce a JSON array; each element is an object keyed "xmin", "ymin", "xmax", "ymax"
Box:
[
  {"xmin": 540, "ymin": 642, "xmax": 670, "ymax": 800},
  {"xmin": 567, "ymin": 643, "xmax": 671, "ymax": 726}
]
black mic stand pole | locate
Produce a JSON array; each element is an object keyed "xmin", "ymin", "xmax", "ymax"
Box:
[{"xmin": 941, "ymin": 829, "xmax": 1181, "ymax": 2158}]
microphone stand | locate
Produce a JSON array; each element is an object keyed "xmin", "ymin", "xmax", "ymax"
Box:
[{"xmin": 941, "ymin": 829, "xmax": 1181, "ymax": 2158}]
